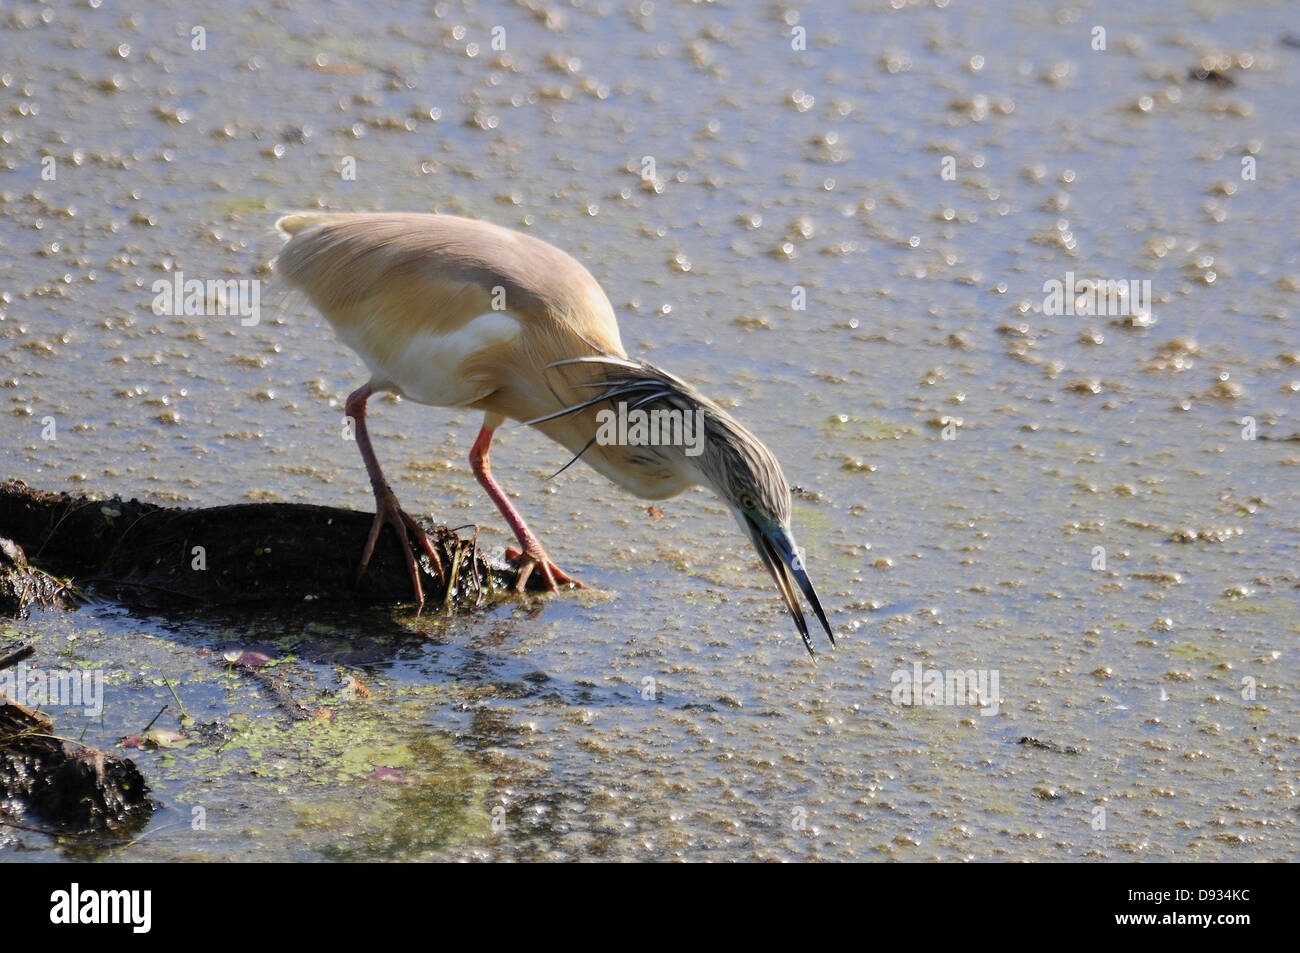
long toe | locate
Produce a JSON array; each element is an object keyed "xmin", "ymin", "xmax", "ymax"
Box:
[
  {"xmin": 358, "ymin": 490, "xmax": 435, "ymax": 603},
  {"xmin": 504, "ymin": 545, "xmax": 586, "ymax": 592}
]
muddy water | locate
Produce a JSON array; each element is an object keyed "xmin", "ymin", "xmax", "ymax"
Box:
[{"xmin": 1, "ymin": 0, "xmax": 1296, "ymax": 860}]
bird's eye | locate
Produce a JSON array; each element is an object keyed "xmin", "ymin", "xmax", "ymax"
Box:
[{"xmin": 739, "ymin": 493, "xmax": 756, "ymax": 511}]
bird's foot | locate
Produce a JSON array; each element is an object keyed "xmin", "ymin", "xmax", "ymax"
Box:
[
  {"xmin": 359, "ymin": 486, "xmax": 444, "ymax": 603},
  {"xmin": 504, "ymin": 543, "xmax": 585, "ymax": 592}
]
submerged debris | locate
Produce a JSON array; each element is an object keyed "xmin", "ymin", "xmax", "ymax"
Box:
[
  {"xmin": 0, "ymin": 536, "xmax": 75, "ymax": 616},
  {"xmin": 1017, "ymin": 736, "xmax": 1082, "ymax": 755},
  {"xmin": 1187, "ymin": 66, "xmax": 1236, "ymax": 87},
  {"xmin": 1, "ymin": 643, "xmax": 154, "ymax": 834}
]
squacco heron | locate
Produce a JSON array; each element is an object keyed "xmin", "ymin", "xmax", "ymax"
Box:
[{"xmin": 274, "ymin": 212, "xmax": 834, "ymax": 658}]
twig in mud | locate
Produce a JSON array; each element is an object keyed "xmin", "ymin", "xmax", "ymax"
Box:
[
  {"xmin": 161, "ymin": 674, "xmax": 188, "ymax": 721},
  {"xmin": 0, "ymin": 642, "xmax": 35, "ymax": 672},
  {"xmin": 141, "ymin": 704, "xmax": 169, "ymax": 735},
  {"xmin": 442, "ymin": 545, "xmax": 464, "ymax": 612}
]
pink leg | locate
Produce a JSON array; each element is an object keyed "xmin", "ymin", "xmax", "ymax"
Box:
[
  {"xmin": 469, "ymin": 426, "xmax": 584, "ymax": 592},
  {"xmin": 345, "ymin": 384, "xmax": 443, "ymax": 602}
]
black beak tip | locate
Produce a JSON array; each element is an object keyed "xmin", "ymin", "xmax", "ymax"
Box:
[
  {"xmin": 820, "ymin": 616, "xmax": 837, "ymax": 649},
  {"xmin": 802, "ymin": 578, "xmax": 836, "ymax": 650}
]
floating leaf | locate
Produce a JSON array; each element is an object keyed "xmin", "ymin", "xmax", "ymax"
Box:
[
  {"xmin": 143, "ymin": 728, "xmax": 192, "ymax": 749},
  {"xmin": 223, "ymin": 649, "xmax": 273, "ymax": 666}
]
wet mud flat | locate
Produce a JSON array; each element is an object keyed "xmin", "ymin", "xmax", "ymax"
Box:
[{"xmin": 0, "ymin": 479, "xmax": 528, "ymax": 612}]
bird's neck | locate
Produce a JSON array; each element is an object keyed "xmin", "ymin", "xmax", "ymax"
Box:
[{"xmin": 528, "ymin": 399, "xmax": 709, "ymax": 501}]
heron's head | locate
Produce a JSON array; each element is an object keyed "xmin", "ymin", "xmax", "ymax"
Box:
[
  {"xmin": 531, "ymin": 355, "xmax": 835, "ymax": 659},
  {"xmin": 697, "ymin": 410, "xmax": 835, "ymax": 659}
]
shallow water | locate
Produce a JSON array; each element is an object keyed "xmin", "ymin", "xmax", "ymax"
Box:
[{"xmin": 1, "ymin": 0, "xmax": 1296, "ymax": 860}]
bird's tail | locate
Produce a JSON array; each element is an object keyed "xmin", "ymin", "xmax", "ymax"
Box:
[{"xmin": 274, "ymin": 212, "xmax": 337, "ymax": 238}]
